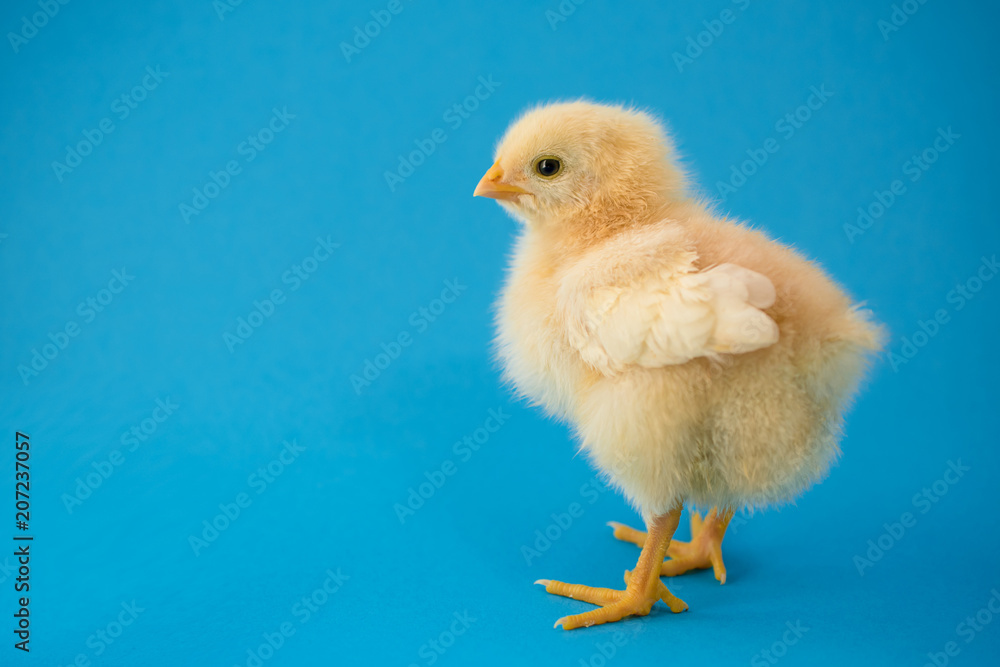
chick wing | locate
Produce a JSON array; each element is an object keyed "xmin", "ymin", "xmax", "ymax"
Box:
[{"xmin": 558, "ymin": 224, "xmax": 779, "ymax": 374}]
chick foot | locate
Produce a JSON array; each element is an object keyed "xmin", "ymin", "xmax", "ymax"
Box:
[
  {"xmin": 609, "ymin": 507, "xmax": 733, "ymax": 584},
  {"xmin": 536, "ymin": 507, "xmax": 688, "ymax": 630}
]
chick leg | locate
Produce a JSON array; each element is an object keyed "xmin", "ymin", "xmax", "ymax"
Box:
[
  {"xmin": 609, "ymin": 507, "xmax": 733, "ymax": 584},
  {"xmin": 536, "ymin": 506, "xmax": 688, "ymax": 630}
]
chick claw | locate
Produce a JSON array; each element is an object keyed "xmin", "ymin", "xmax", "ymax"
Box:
[
  {"xmin": 536, "ymin": 572, "xmax": 687, "ymax": 630},
  {"xmin": 609, "ymin": 507, "xmax": 733, "ymax": 584}
]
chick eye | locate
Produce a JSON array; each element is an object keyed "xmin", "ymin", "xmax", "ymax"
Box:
[{"xmin": 533, "ymin": 156, "xmax": 563, "ymax": 179}]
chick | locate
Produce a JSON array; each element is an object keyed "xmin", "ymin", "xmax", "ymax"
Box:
[{"xmin": 474, "ymin": 101, "xmax": 883, "ymax": 630}]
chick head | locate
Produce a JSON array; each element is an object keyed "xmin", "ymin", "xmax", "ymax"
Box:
[{"xmin": 474, "ymin": 101, "xmax": 686, "ymax": 227}]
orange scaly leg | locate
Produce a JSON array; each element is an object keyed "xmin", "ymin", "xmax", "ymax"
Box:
[
  {"xmin": 536, "ymin": 506, "xmax": 688, "ymax": 630},
  {"xmin": 609, "ymin": 507, "xmax": 734, "ymax": 584}
]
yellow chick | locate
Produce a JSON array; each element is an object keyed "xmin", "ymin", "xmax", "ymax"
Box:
[{"xmin": 473, "ymin": 101, "xmax": 883, "ymax": 630}]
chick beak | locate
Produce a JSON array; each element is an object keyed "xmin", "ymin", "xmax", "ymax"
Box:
[{"xmin": 473, "ymin": 160, "xmax": 528, "ymax": 201}]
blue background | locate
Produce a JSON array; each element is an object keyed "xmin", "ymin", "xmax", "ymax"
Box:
[{"xmin": 2, "ymin": 1, "xmax": 998, "ymax": 665}]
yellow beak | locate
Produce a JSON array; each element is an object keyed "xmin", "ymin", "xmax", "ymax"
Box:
[{"xmin": 473, "ymin": 160, "xmax": 529, "ymax": 201}]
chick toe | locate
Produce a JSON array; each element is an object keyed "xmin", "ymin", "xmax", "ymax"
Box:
[
  {"xmin": 608, "ymin": 521, "xmax": 648, "ymax": 547},
  {"xmin": 662, "ymin": 508, "xmax": 733, "ymax": 584}
]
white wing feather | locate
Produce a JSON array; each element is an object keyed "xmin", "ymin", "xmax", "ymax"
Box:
[{"xmin": 561, "ymin": 248, "xmax": 779, "ymax": 375}]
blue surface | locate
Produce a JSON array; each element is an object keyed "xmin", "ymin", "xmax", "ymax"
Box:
[{"xmin": 2, "ymin": 1, "xmax": 999, "ymax": 665}]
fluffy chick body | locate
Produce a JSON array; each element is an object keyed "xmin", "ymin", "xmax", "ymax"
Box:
[{"xmin": 490, "ymin": 102, "xmax": 882, "ymax": 518}]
